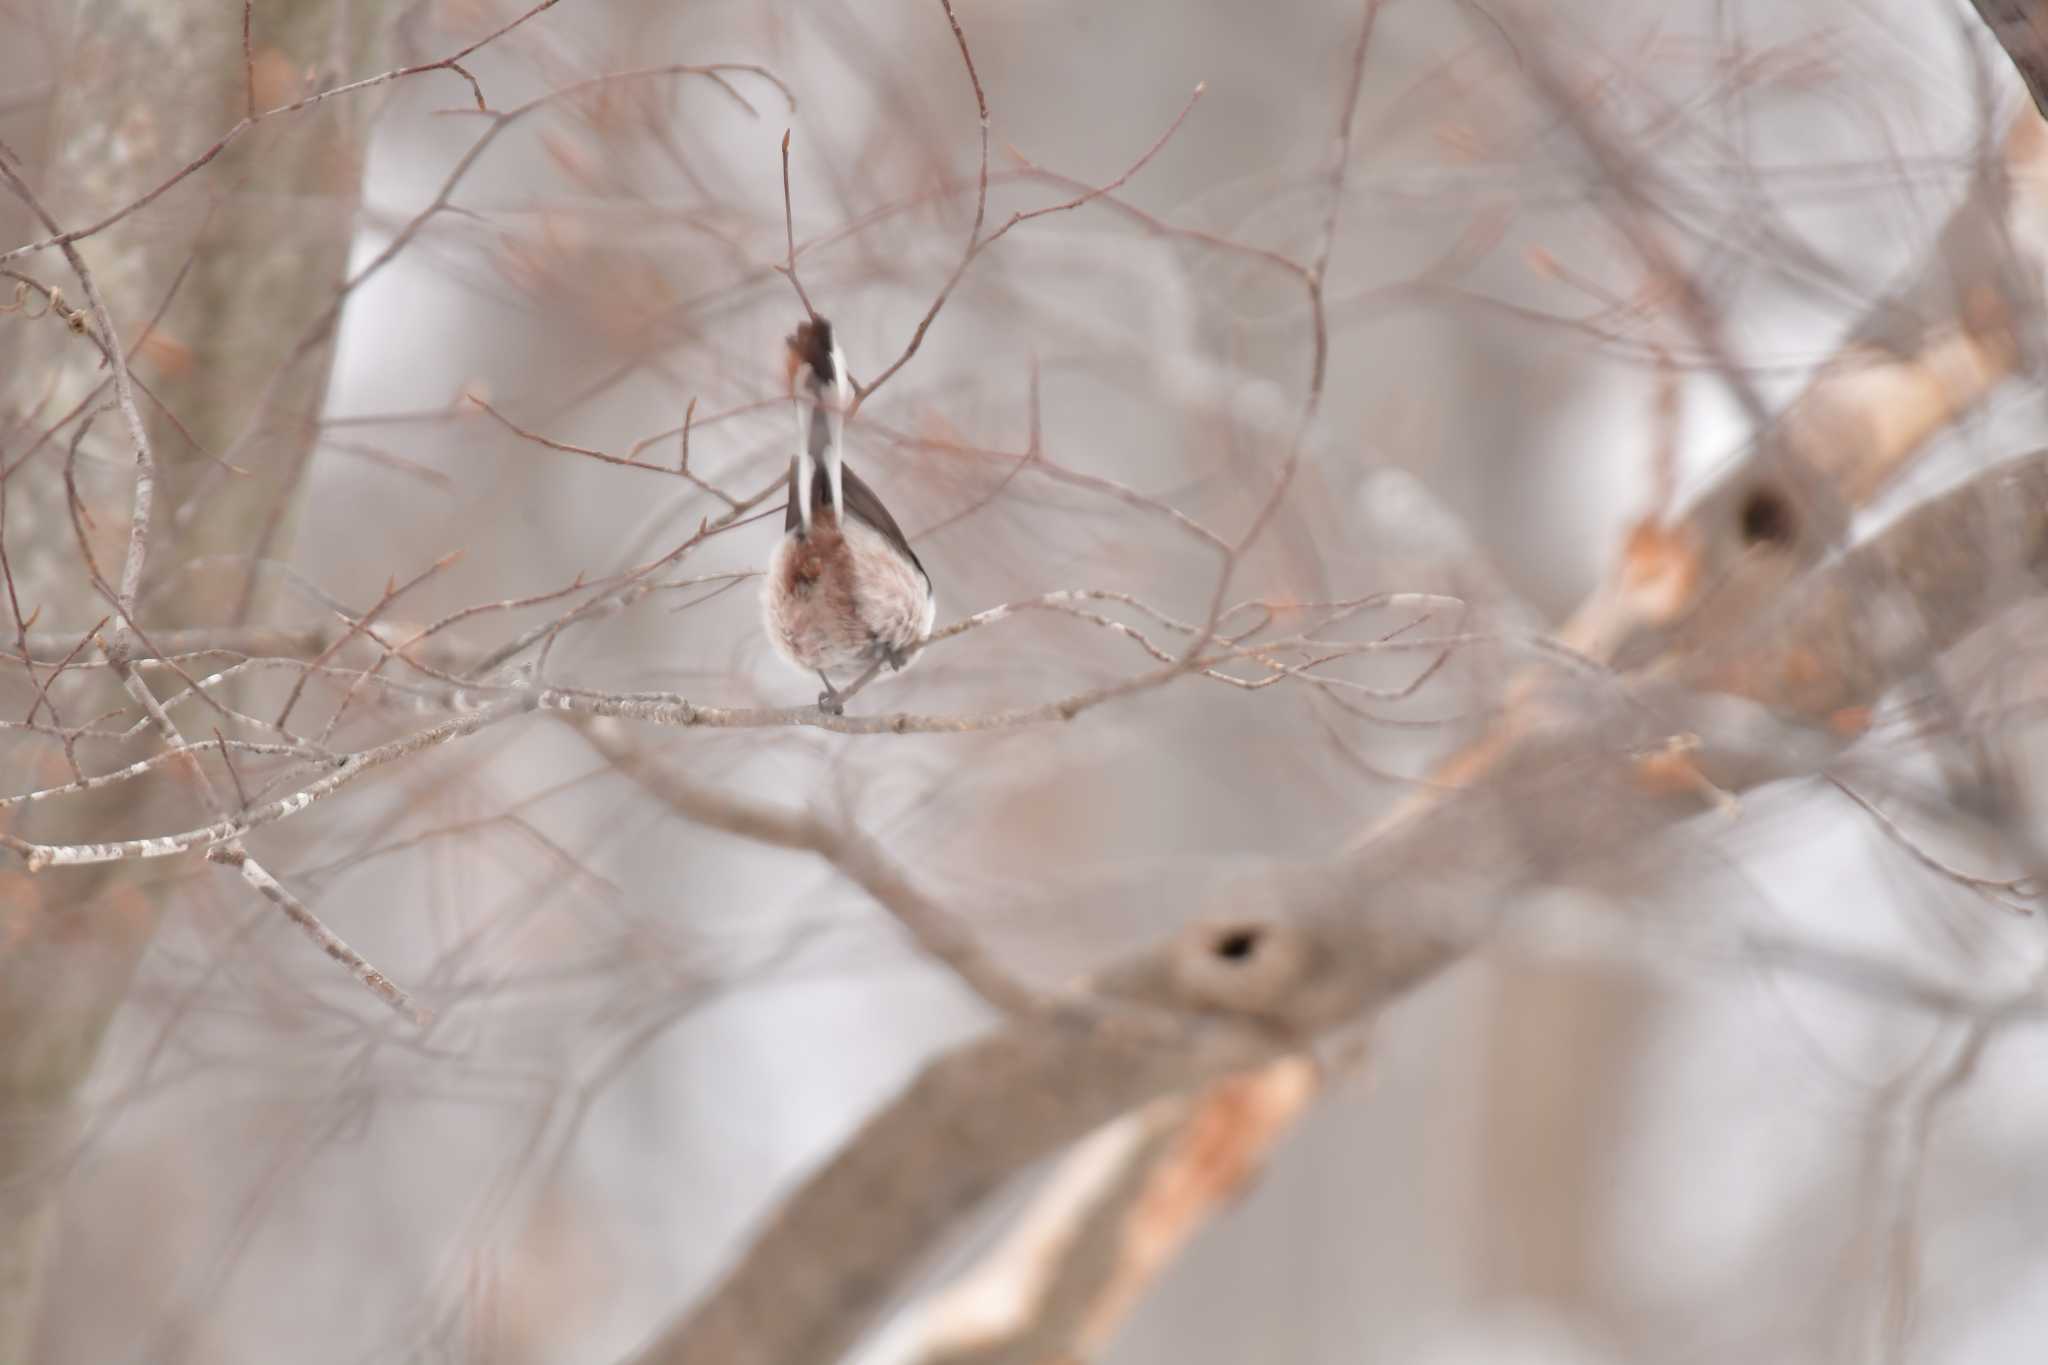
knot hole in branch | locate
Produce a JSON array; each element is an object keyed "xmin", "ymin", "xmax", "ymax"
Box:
[
  {"xmin": 1212, "ymin": 925, "xmax": 1263, "ymax": 962},
  {"xmin": 1167, "ymin": 915, "xmax": 1316, "ymax": 1023},
  {"xmin": 1738, "ymin": 485, "xmax": 1796, "ymax": 548}
]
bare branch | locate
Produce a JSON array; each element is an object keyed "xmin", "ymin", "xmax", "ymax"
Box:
[
  {"xmin": 1971, "ymin": 0, "xmax": 2048, "ymax": 116},
  {"xmin": 568, "ymin": 716, "xmax": 1043, "ymax": 1017},
  {"xmin": 779, "ymin": 129, "xmax": 819, "ymax": 321},
  {"xmin": 619, "ymin": 455, "xmax": 2048, "ymax": 1365},
  {"xmin": 207, "ymin": 844, "xmax": 430, "ymax": 1025},
  {"xmin": 0, "ymin": 152, "xmax": 161, "ymax": 659},
  {"xmin": 852, "ymin": 0, "xmax": 991, "ymax": 405},
  {"xmin": 0, "ymin": 0, "xmax": 577, "ymax": 265}
]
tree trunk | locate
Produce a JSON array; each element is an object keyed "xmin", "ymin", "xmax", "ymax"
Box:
[{"xmin": 0, "ymin": 0, "xmax": 390, "ymax": 1352}]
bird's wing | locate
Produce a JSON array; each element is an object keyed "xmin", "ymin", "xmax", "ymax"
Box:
[
  {"xmin": 840, "ymin": 461, "xmax": 928, "ymax": 584},
  {"xmin": 783, "ymin": 455, "xmax": 804, "ymax": 534}
]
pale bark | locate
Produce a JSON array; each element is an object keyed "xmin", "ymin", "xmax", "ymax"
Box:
[
  {"xmin": 0, "ymin": 0, "xmax": 391, "ymax": 1352},
  {"xmin": 627, "ymin": 448, "xmax": 2048, "ymax": 1365}
]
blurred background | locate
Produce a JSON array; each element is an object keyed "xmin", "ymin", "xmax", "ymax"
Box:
[{"xmin": 4, "ymin": 0, "xmax": 2048, "ymax": 1361}]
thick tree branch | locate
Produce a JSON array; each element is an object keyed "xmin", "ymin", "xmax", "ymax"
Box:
[
  {"xmin": 1972, "ymin": 0, "xmax": 2048, "ymax": 116},
  {"xmin": 624, "ymin": 446, "xmax": 2048, "ymax": 1365}
]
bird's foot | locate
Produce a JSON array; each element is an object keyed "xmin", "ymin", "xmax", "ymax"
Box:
[
  {"xmin": 815, "ymin": 671, "xmax": 845, "ymax": 715},
  {"xmin": 882, "ymin": 643, "xmax": 912, "ymax": 671}
]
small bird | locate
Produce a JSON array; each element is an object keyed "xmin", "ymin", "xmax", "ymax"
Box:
[{"xmin": 761, "ymin": 316, "xmax": 935, "ymax": 713}]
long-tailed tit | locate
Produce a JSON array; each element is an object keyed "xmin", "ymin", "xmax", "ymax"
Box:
[{"xmin": 761, "ymin": 316, "xmax": 936, "ymax": 714}]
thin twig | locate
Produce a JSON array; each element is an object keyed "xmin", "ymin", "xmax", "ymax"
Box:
[
  {"xmin": 207, "ymin": 844, "xmax": 432, "ymax": 1025},
  {"xmin": 852, "ymin": 0, "xmax": 993, "ymax": 405},
  {"xmin": 1829, "ymin": 777, "xmax": 2039, "ymax": 913},
  {"xmin": 779, "ymin": 129, "xmax": 819, "ymax": 321},
  {"xmin": 0, "ymin": 150, "xmax": 160, "ymax": 660},
  {"xmin": 570, "ymin": 717, "xmax": 1043, "ymax": 1016},
  {"xmin": 0, "ymin": 0, "xmax": 575, "ymax": 265},
  {"xmin": 274, "ymin": 550, "xmax": 462, "ymax": 732},
  {"xmin": 242, "ymin": 0, "xmax": 258, "ymax": 119}
]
